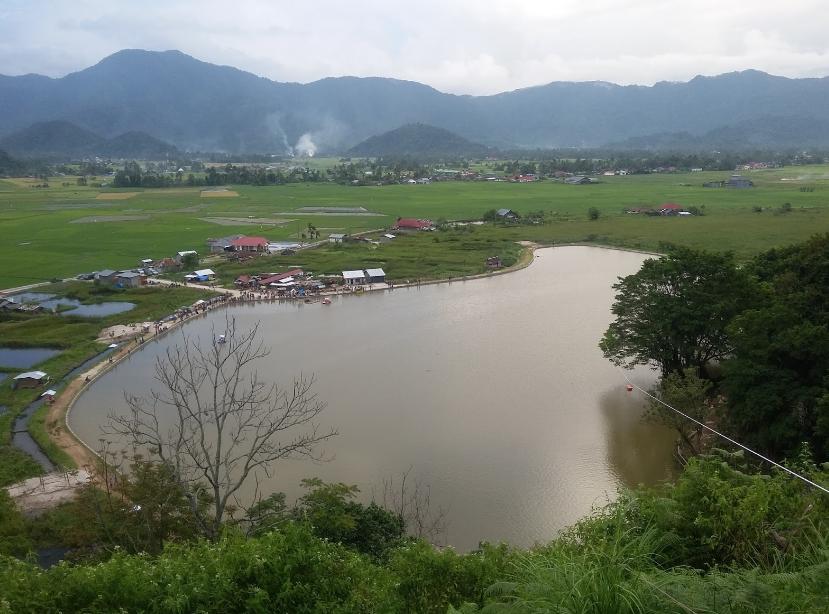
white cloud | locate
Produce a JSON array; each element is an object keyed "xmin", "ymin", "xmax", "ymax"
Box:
[{"xmin": 0, "ymin": 0, "xmax": 827, "ymax": 94}]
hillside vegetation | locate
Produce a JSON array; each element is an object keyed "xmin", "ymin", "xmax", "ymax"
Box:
[
  {"xmin": 349, "ymin": 123, "xmax": 491, "ymax": 158},
  {"xmin": 0, "ymin": 120, "xmax": 179, "ymax": 159}
]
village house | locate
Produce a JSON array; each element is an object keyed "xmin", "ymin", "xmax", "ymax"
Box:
[
  {"xmin": 13, "ymin": 370, "xmax": 48, "ymax": 390},
  {"xmin": 394, "ymin": 218, "xmax": 434, "ymax": 231},
  {"xmin": 157, "ymin": 257, "xmax": 179, "ymax": 272},
  {"xmin": 342, "ymin": 270, "xmax": 367, "ymax": 285},
  {"xmin": 115, "ymin": 271, "xmax": 145, "ymax": 288},
  {"xmin": 185, "ymin": 268, "xmax": 215, "ymax": 282},
  {"xmin": 726, "ymin": 175, "xmax": 754, "ymax": 189},
  {"xmin": 564, "ymin": 176, "xmax": 592, "ymax": 185},
  {"xmin": 258, "ymin": 268, "xmax": 304, "ymax": 287},
  {"xmin": 365, "ymin": 268, "xmax": 386, "ymax": 283},
  {"xmin": 234, "ymin": 274, "xmax": 252, "ymax": 288},
  {"xmin": 496, "ymin": 208, "xmax": 519, "ymax": 220},
  {"xmin": 207, "ymin": 234, "xmax": 245, "ymax": 253},
  {"xmin": 175, "ymin": 250, "xmax": 198, "ymax": 264},
  {"xmin": 230, "ymin": 236, "xmax": 269, "ymax": 253},
  {"xmin": 328, "ymin": 233, "xmax": 347, "ymax": 244},
  {"xmin": 94, "ymin": 269, "xmax": 119, "ymax": 284}
]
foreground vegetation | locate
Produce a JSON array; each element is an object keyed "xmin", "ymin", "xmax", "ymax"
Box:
[{"xmin": 1, "ymin": 451, "xmax": 827, "ymax": 613}]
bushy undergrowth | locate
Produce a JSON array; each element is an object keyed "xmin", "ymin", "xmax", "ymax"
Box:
[{"xmin": 2, "ymin": 454, "xmax": 827, "ymax": 613}]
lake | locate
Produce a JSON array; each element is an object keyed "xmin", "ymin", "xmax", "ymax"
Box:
[{"xmin": 70, "ymin": 246, "xmax": 675, "ymax": 550}]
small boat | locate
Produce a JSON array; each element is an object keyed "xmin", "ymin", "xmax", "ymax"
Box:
[
  {"xmin": 217, "ymin": 334, "xmax": 226, "ymax": 344},
  {"xmin": 322, "ymin": 298, "xmax": 332, "ymax": 305}
]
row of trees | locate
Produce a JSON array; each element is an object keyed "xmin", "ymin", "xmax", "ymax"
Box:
[{"xmin": 601, "ymin": 236, "xmax": 829, "ymax": 462}]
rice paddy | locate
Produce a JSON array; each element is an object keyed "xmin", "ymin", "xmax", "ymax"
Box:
[{"xmin": 1, "ymin": 163, "xmax": 828, "ymax": 288}]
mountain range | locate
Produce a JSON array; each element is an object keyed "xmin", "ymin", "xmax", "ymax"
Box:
[{"xmin": 1, "ymin": 49, "xmax": 828, "ymax": 154}]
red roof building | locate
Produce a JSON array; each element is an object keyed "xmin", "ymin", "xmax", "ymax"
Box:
[
  {"xmin": 394, "ymin": 218, "xmax": 434, "ymax": 230},
  {"xmin": 230, "ymin": 236, "xmax": 269, "ymax": 252}
]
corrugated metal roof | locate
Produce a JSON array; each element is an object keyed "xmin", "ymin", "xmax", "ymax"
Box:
[
  {"xmin": 366, "ymin": 268, "xmax": 386, "ymax": 277},
  {"xmin": 15, "ymin": 371, "xmax": 47, "ymax": 380},
  {"xmin": 194, "ymin": 269, "xmax": 215, "ymax": 276},
  {"xmin": 342, "ymin": 270, "xmax": 366, "ymax": 280}
]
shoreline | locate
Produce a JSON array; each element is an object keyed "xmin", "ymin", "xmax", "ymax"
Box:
[{"xmin": 53, "ymin": 242, "xmax": 652, "ymax": 468}]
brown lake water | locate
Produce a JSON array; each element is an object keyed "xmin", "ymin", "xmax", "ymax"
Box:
[{"xmin": 69, "ymin": 246, "xmax": 675, "ymax": 550}]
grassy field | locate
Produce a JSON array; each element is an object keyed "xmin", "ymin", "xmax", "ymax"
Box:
[
  {"xmin": 208, "ymin": 230, "xmax": 525, "ymax": 286},
  {"xmin": 2, "ymin": 165, "xmax": 829, "ymax": 288}
]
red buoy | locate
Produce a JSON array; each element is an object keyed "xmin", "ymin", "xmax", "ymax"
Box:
[{"xmin": 625, "ymin": 384, "xmax": 634, "ymax": 392}]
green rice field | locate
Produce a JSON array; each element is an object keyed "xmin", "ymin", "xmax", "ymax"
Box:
[{"xmin": 2, "ymin": 164, "xmax": 829, "ymax": 288}]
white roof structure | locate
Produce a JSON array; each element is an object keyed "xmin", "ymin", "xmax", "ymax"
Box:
[
  {"xmin": 366, "ymin": 268, "xmax": 386, "ymax": 277},
  {"xmin": 342, "ymin": 270, "xmax": 366, "ymax": 280},
  {"xmin": 193, "ymin": 269, "xmax": 215, "ymax": 277},
  {"xmin": 41, "ymin": 389, "xmax": 57, "ymax": 397},
  {"xmin": 177, "ymin": 250, "xmax": 197, "ymax": 257},
  {"xmin": 384, "ymin": 234, "xmax": 396, "ymax": 239},
  {"xmin": 15, "ymin": 371, "xmax": 47, "ymax": 380}
]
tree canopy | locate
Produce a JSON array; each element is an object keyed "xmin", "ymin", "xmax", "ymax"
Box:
[
  {"xmin": 723, "ymin": 234, "xmax": 829, "ymax": 460},
  {"xmin": 600, "ymin": 246, "xmax": 755, "ymax": 376}
]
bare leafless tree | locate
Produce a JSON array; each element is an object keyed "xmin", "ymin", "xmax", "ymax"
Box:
[
  {"xmin": 106, "ymin": 317, "xmax": 336, "ymax": 539},
  {"xmin": 378, "ymin": 466, "xmax": 448, "ymax": 543}
]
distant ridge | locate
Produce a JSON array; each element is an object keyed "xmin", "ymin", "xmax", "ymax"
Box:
[
  {"xmin": 1, "ymin": 50, "xmax": 829, "ymax": 152},
  {"xmin": 0, "ymin": 149, "xmax": 24, "ymax": 175},
  {"xmin": 348, "ymin": 123, "xmax": 491, "ymax": 158},
  {"xmin": 606, "ymin": 115, "xmax": 829, "ymax": 151},
  {"xmin": 0, "ymin": 120, "xmax": 179, "ymax": 159}
]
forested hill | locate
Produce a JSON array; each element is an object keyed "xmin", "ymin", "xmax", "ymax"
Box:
[
  {"xmin": 0, "ymin": 149, "xmax": 24, "ymax": 175},
  {"xmin": 1, "ymin": 50, "xmax": 829, "ymax": 152},
  {"xmin": 348, "ymin": 123, "xmax": 491, "ymax": 158},
  {"xmin": 0, "ymin": 120, "xmax": 179, "ymax": 159}
]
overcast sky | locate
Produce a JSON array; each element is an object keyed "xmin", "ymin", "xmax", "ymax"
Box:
[{"xmin": 1, "ymin": 0, "xmax": 827, "ymax": 95}]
